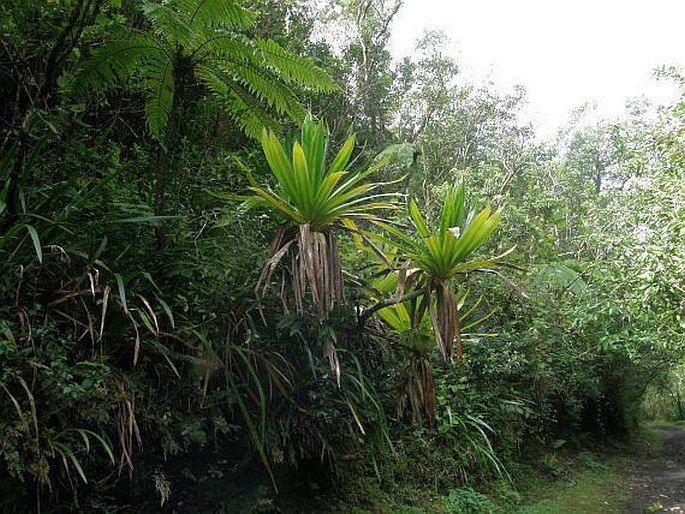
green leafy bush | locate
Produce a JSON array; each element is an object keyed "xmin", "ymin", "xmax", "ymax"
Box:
[{"xmin": 445, "ymin": 487, "xmax": 496, "ymax": 514}]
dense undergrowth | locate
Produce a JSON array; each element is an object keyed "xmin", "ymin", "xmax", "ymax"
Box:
[{"xmin": 1, "ymin": 1, "xmax": 683, "ymax": 512}]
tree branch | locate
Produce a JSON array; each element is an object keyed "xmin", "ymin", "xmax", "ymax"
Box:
[{"xmin": 358, "ymin": 287, "xmax": 426, "ymax": 325}]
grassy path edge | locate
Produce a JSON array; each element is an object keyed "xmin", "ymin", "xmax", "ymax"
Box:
[{"xmin": 515, "ymin": 425, "xmax": 669, "ymax": 514}]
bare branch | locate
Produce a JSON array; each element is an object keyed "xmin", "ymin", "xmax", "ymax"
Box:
[{"xmin": 358, "ymin": 287, "xmax": 426, "ymax": 325}]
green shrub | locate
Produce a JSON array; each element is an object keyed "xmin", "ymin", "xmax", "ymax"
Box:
[{"xmin": 445, "ymin": 487, "xmax": 496, "ymax": 514}]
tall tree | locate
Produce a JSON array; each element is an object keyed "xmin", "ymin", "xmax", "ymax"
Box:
[
  {"xmin": 391, "ymin": 31, "xmax": 539, "ymax": 203},
  {"xmin": 318, "ymin": 0, "xmax": 402, "ymax": 147},
  {"xmin": 559, "ymin": 104, "xmax": 614, "ymax": 194}
]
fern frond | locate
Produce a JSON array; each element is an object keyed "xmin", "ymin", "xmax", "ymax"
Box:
[
  {"xmin": 198, "ymin": 60, "xmax": 306, "ymax": 133},
  {"xmin": 256, "ymin": 39, "xmax": 337, "ymax": 92},
  {"xmin": 142, "ymin": 2, "xmax": 195, "ymax": 49},
  {"xmin": 142, "ymin": 55, "xmax": 175, "ymax": 140},
  {"xmin": 226, "ymin": 63, "xmax": 304, "ymax": 119},
  {"xmin": 197, "ymin": 63, "xmax": 277, "ymax": 138},
  {"xmin": 171, "ymin": 0, "xmax": 254, "ymax": 30},
  {"xmin": 75, "ymin": 0, "xmax": 334, "ymax": 143},
  {"xmin": 195, "ymin": 62, "xmax": 230, "ymax": 96},
  {"xmin": 74, "ymin": 30, "xmax": 167, "ymax": 96},
  {"xmin": 225, "ymin": 87, "xmax": 280, "ymax": 139},
  {"xmin": 190, "ymin": 32, "xmax": 255, "ymax": 64}
]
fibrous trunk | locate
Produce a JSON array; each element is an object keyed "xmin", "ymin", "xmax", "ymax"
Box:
[
  {"xmin": 258, "ymin": 224, "xmax": 344, "ymax": 319},
  {"xmin": 397, "ymin": 351, "xmax": 436, "ymax": 428},
  {"xmin": 428, "ymin": 281, "xmax": 462, "ymax": 363}
]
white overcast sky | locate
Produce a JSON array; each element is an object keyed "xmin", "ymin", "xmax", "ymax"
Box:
[{"xmin": 390, "ymin": 0, "xmax": 685, "ymax": 137}]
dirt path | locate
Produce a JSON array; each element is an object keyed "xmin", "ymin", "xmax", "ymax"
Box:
[{"xmin": 626, "ymin": 425, "xmax": 685, "ymax": 513}]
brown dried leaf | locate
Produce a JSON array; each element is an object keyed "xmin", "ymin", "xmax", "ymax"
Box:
[{"xmin": 323, "ymin": 338, "xmax": 341, "ymax": 388}]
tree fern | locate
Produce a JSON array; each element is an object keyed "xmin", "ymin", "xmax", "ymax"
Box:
[{"xmin": 75, "ymin": 0, "xmax": 336, "ymax": 141}]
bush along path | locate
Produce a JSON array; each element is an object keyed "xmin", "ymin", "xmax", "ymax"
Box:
[
  {"xmin": 512, "ymin": 425, "xmax": 685, "ymax": 514},
  {"xmin": 626, "ymin": 424, "xmax": 685, "ymax": 514}
]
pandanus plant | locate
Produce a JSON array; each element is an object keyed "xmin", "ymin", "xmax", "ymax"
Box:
[
  {"xmin": 375, "ymin": 269, "xmax": 436, "ymax": 427},
  {"xmin": 368, "ymin": 184, "xmax": 513, "ymax": 363},
  {"xmin": 374, "ymin": 266, "xmax": 494, "ymax": 427},
  {"xmin": 241, "ymin": 116, "xmax": 400, "ymax": 319}
]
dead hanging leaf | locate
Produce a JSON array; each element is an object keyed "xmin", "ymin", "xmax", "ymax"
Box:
[
  {"xmin": 427, "ymin": 282, "xmax": 460, "ymax": 363},
  {"xmin": 88, "ymin": 272, "xmax": 96, "ymax": 297},
  {"xmin": 323, "ymin": 338, "xmax": 341, "ymax": 387},
  {"xmin": 346, "ymin": 398, "xmax": 366, "ymax": 435},
  {"xmin": 117, "ymin": 381, "xmax": 142, "ymax": 478},
  {"xmin": 16, "ymin": 377, "xmax": 39, "ymax": 450},
  {"xmin": 395, "ymin": 260, "xmax": 410, "ymax": 298},
  {"xmin": 396, "ymin": 353, "xmax": 436, "ymax": 428},
  {"xmin": 421, "ymin": 357, "xmax": 436, "ymax": 428},
  {"xmin": 127, "ymin": 312, "xmax": 141, "ymax": 365},
  {"xmin": 257, "ymin": 223, "xmax": 344, "ymax": 320},
  {"xmin": 80, "ymin": 297, "xmax": 96, "ymax": 347},
  {"xmin": 99, "ymin": 285, "xmax": 110, "ymax": 342},
  {"xmin": 257, "ymin": 234, "xmax": 295, "ymax": 297},
  {"xmin": 136, "ymin": 294, "xmax": 159, "ymax": 333},
  {"xmin": 3, "ymin": 385, "xmax": 29, "ymax": 434}
]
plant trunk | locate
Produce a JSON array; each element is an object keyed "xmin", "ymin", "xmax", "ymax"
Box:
[{"xmin": 154, "ymin": 57, "xmax": 186, "ymax": 247}]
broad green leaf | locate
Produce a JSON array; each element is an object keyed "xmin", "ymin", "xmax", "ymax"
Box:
[
  {"xmin": 408, "ymin": 199, "xmax": 430, "ymax": 239},
  {"xmin": 329, "ymin": 134, "xmax": 355, "ymax": 173},
  {"xmin": 114, "ymin": 273, "xmax": 128, "ymax": 312},
  {"xmin": 25, "ymin": 225, "xmax": 42, "ymax": 263}
]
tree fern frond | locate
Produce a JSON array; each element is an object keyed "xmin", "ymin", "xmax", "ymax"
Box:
[
  {"xmin": 222, "ymin": 63, "xmax": 296, "ymax": 116},
  {"xmin": 196, "ymin": 62, "xmax": 229, "ymax": 96},
  {"xmin": 190, "ymin": 32, "xmax": 255, "ymax": 64},
  {"xmin": 75, "ymin": 0, "xmax": 333, "ymax": 143},
  {"xmin": 256, "ymin": 39, "xmax": 337, "ymax": 92},
  {"xmin": 142, "ymin": 2, "xmax": 195, "ymax": 49},
  {"xmin": 197, "ymin": 63, "xmax": 278, "ymax": 138},
  {"xmin": 74, "ymin": 31, "xmax": 167, "ymax": 96},
  {"xmin": 171, "ymin": 0, "xmax": 254, "ymax": 30},
  {"xmin": 142, "ymin": 55, "xmax": 175, "ymax": 140},
  {"xmin": 224, "ymin": 87, "xmax": 280, "ymax": 139},
  {"xmin": 198, "ymin": 60, "xmax": 305, "ymax": 125}
]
